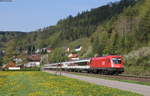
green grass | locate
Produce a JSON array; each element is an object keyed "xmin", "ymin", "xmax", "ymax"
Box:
[
  {"xmin": 0, "ymin": 72, "xmax": 142, "ymax": 96},
  {"xmin": 70, "ymin": 72, "xmax": 150, "ymax": 86}
]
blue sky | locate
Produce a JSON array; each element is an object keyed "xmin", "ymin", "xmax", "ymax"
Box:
[{"xmin": 0, "ymin": 0, "xmax": 120, "ymax": 32}]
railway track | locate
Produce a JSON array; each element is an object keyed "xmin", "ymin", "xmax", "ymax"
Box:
[
  {"xmin": 119, "ymin": 74, "xmax": 150, "ymax": 79},
  {"xmin": 44, "ymin": 68, "xmax": 150, "ymax": 82},
  {"xmin": 62, "ymin": 71, "xmax": 150, "ymax": 82},
  {"xmin": 106, "ymin": 74, "xmax": 150, "ymax": 82}
]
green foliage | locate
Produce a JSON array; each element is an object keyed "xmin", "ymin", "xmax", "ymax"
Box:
[
  {"xmin": 0, "ymin": 32, "xmax": 26, "ymax": 50},
  {"xmin": 0, "ymin": 0, "xmax": 136, "ymax": 51},
  {"xmin": 58, "ymin": 0, "xmax": 136, "ymax": 41},
  {"xmin": 20, "ymin": 67, "xmax": 41, "ymax": 71},
  {"xmin": 124, "ymin": 47, "xmax": 150, "ymax": 76},
  {"xmin": 0, "ymin": 56, "xmax": 3, "ymax": 66},
  {"xmin": 3, "ymin": 67, "xmax": 41, "ymax": 71},
  {"xmin": 4, "ymin": 40, "xmax": 17, "ymax": 57},
  {"xmin": 138, "ymin": 9, "xmax": 150, "ymax": 44},
  {"xmin": 67, "ymin": 38, "xmax": 93, "ymax": 58},
  {"xmin": 91, "ymin": 31, "xmax": 107, "ymax": 56},
  {"xmin": 90, "ymin": 0, "xmax": 150, "ymax": 56},
  {"xmin": 48, "ymin": 48, "xmax": 68, "ymax": 63}
]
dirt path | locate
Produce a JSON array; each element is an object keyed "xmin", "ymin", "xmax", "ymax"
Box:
[{"xmin": 44, "ymin": 70, "xmax": 150, "ymax": 96}]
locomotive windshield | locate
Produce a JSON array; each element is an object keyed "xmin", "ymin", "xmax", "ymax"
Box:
[{"xmin": 112, "ymin": 58, "xmax": 122, "ymax": 64}]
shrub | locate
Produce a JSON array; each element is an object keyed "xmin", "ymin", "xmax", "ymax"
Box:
[{"xmin": 3, "ymin": 67, "xmax": 41, "ymax": 71}]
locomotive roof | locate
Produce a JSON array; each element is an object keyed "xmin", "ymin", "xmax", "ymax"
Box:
[{"xmin": 92, "ymin": 55, "xmax": 122, "ymax": 59}]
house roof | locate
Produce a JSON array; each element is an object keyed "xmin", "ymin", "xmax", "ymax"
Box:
[
  {"xmin": 47, "ymin": 48, "xmax": 52, "ymax": 50},
  {"xmin": 28, "ymin": 55, "xmax": 41, "ymax": 61},
  {"xmin": 4, "ymin": 61, "xmax": 16, "ymax": 68},
  {"xmin": 68, "ymin": 53, "xmax": 78, "ymax": 58}
]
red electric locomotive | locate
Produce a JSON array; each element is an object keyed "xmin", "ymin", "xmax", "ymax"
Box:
[{"xmin": 89, "ymin": 55, "xmax": 124, "ymax": 74}]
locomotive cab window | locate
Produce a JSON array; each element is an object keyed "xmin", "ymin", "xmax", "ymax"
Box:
[{"xmin": 112, "ymin": 58, "xmax": 121, "ymax": 64}]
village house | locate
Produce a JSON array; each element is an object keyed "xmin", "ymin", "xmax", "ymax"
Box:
[
  {"xmin": 74, "ymin": 45, "xmax": 82, "ymax": 52},
  {"xmin": 68, "ymin": 53, "xmax": 79, "ymax": 60},
  {"xmin": 13, "ymin": 56, "xmax": 23, "ymax": 64},
  {"xmin": 47, "ymin": 48, "xmax": 52, "ymax": 53},
  {"xmin": 3, "ymin": 61, "xmax": 20, "ymax": 70},
  {"xmin": 35, "ymin": 49, "xmax": 40, "ymax": 54},
  {"xmin": 24, "ymin": 55, "xmax": 41, "ymax": 67}
]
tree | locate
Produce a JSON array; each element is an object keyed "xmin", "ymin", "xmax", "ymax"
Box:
[
  {"xmin": 0, "ymin": 56, "xmax": 3, "ymax": 67},
  {"xmin": 91, "ymin": 30, "xmax": 108, "ymax": 56},
  {"xmin": 138, "ymin": 9, "xmax": 150, "ymax": 44},
  {"xmin": 4, "ymin": 40, "xmax": 17, "ymax": 58},
  {"xmin": 48, "ymin": 48, "xmax": 68, "ymax": 63}
]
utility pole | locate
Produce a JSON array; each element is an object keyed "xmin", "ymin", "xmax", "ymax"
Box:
[
  {"xmin": 59, "ymin": 62, "xmax": 62, "ymax": 76},
  {"xmin": 55, "ymin": 60, "xmax": 62, "ymax": 76},
  {"xmin": 40, "ymin": 54, "xmax": 49, "ymax": 71}
]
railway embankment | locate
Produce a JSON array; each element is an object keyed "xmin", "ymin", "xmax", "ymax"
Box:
[
  {"xmin": 66, "ymin": 72, "xmax": 150, "ymax": 86},
  {"xmin": 45, "ymin": 70, "xmax": 150, "ymax": 96}
]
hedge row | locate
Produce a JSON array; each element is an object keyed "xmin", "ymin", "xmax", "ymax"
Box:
[{"xmin": 3, "ymin": 67, "xmax": 41, "ymax": 71}]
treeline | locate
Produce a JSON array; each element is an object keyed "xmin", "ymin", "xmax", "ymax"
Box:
[
  {"xmin": 0, "ymin": 31, "xmax": 26, "ymax": 42},
  {"xmin": 58, "ymin": 0, "xmax": 137, "ymax": 41},
  {"xmin": 91, "ymin": 0, "xmax": 150, "ymax": 55},
  {"xmin": 0, "ymin": 31, "xmax": 26, "ymax": 50},
  {"xmin": 0, "ymin": 0, "xmax": 140, "ymax": 57},
  {"xmin": 0, "ymin": 0, "xmax": 141, "ymax": 56},
  {"xmin": 9, "ymin": 0, "xmax": 137, "ymax": 50}
]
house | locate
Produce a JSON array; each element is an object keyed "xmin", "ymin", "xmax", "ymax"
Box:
[
  {"xmin": 4, "ymin": 61, "xmax": 16, "ymax": 68},
  {"xmin": 24, "ymin": 55, "xmax": 41, "ymax": 67},
  {"xmin": 24, "ymin": 62, "xmax": 40, "ymax": 67},
  {"xmin": 13, "ymin": 56, "xmax": 23, "ymax": 64},
  {"xmin": 47, "ymin": 48, "xmax": 52, "ymax": 53},
  {"xmin": 68, "ymin": 53, "xmax": 79, "ymax": 60},
  {"xmin": 35, "ymin": 49, "xmax": 40, "ymax": 54},
  {"xmin": 66, "ymin": 47, "xmax": 70, "ymax": 52},
  {"xmin": 3, "ymin": 61, "xmax": 20, "ymax": 70},
  {"xmin": 75, "ymin": 45, "xmax": 82, "ymax": 52}
]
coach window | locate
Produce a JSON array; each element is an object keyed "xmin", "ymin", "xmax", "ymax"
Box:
[{"xmin": 78, "ymin": 62, "xmax": 87, "ymax": 66}]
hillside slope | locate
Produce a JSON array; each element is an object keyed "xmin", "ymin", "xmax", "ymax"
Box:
[
  {"xmin": 0, "ymin": 31, "xmax": 26, "ymax": 49},
  {"xmin": 1, "ymin": 0, "xmax": 150, "ymax": 76},
  {"xmin": 90, "ymin": 0, "xmax": 150, "ymax": 75},
  {"xmin": 91, "ymin": 0, "xmax": 150, "ymax": 55},
  {"xmin": 14, "ymin": 0, "xmax": 137, "ymax": 49}
]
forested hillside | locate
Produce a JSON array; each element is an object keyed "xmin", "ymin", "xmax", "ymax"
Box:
[
  {"xmin": 0, "ymin": 31, "xmax": 26, "ymax": 48},
  {"xmin": 89, "ymin": 0, "xmax": 150, "ymax": 75},
  {"xmin": 91, "ymin": 0, "xmax": 150, "ymax": 55},
  {"xmin": 13, "ymin": 0, "xmax": 137, "ymax": 49},
  {"xmin": 1, "ymin": 0, "xmax": 150, "ymax": 75}
]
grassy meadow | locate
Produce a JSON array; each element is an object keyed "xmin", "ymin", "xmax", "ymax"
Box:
[{"xmin": 0, "ymin": 72, "xmax": 142, "ymax": 96}]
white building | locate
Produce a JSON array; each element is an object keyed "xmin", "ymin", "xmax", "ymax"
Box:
[
  {"xmin": 24, "ymin": 62, "xmax": 40, "ymax": 67},
  {"xmin": 24, "ymin": 55, "xmax": 41, "ymax": 67}
]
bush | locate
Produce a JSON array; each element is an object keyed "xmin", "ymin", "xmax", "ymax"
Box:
[
  {"xmin": 3, "ymin": 67, "xmax": 41, "ymax": 71},
  {"xmin": 20, "ymin": 67, "xmax": 41, "ymax": 71},
  {"xmin": 124, "ymin": 47, "xmax": 150, "ymax": 76}
]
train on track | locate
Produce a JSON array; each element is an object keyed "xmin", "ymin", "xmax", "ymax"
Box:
[{"xmin": 44, "ymin": 55, "xmax": 124, "ymax": 75}]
